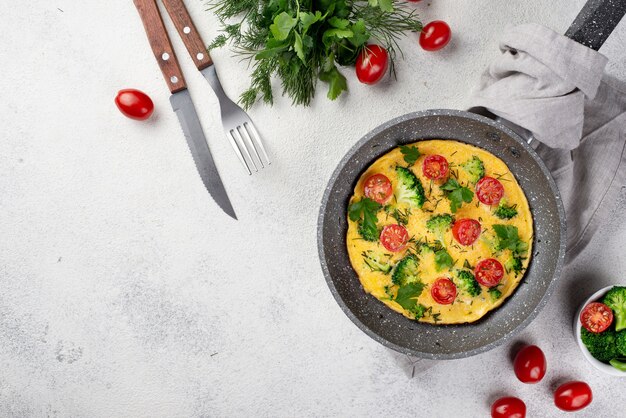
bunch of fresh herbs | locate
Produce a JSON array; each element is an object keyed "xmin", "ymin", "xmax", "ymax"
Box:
[{"xmin": 207, "ymin": 0, "xmax": 422, "ymax": 108}]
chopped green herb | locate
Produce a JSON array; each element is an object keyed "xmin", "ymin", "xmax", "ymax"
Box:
[
  {"xmin": 440, "ymin": 178, "xmax": 474, "ymax": 213},
  {"xmin": 434, "ymin": 248, "xmax": 454, "ymax": 271},
  {"xmin": 349, "ymin": 197, "xmax": 382, "ymax": 241},
  {"xmin": 394, "ymin": 281, "xmax": 426, "ymax": 313},
  {"xmin": 400, "ymin": 145, "xmax": 421, "ymax": 166},
  {"xmin": 493, "ymin": 224, "xmax": 528, "ymax": 256}
]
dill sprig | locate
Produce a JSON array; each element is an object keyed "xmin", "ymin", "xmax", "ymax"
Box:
[{"xmin": 207, "ymin": 0, "xmax": 421, "ymax": 108}]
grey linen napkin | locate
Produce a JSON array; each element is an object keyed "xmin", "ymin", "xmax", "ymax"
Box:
[
  {"xmin": 469, "ymin": 23, "xmax": 626, "ymax": 261},
  {"xmin": 394, "ymin": 23, "xmax": 626, "ymax": 377}
]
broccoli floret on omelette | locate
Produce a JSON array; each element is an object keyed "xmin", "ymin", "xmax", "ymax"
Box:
[
  {"xmin": 426, "ymin": 214, "xmax": 454, "ymax": 245},
  {"xmin": 505, "ymin": 256, "xmax": 525, "ymax": 277},
  {"xmin": 494, "ymin": 199, "xmax": 518, "ymax": 219},
  {"xmin": 455, "ymin": 270, "xmax": 481, "ymax": 297},
  {"xmin": 395, "ymin": 167, "xmax": 425, "ymax": 208},
  {"xmin": 361, "ymin": 251, "xmax": 392, "ymax": 274},
  {"xmin": 391, "ymin": 254, "xmax": 420, "ymax": 286},
  {"xmin": 461, "ymin": 155, "xmax": 485, "ymax": 183}
]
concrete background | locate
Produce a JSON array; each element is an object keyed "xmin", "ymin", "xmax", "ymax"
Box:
[{"xmin": 1, "ymin": 0, "xmax": 625, "ymax": 416}]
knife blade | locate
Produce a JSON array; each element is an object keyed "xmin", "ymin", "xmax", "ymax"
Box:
[
  {"xmin": 133, "ymin": 0, "xmax": 236, "ymax": 219},
  {"xmin": 170, "ymin": 90, "xmax": 237, "ymax": 219}
]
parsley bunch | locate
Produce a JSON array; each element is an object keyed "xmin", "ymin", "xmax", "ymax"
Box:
[{"xmin": 208, "ymin": 0, "xmax": 422, "ymax": 108}]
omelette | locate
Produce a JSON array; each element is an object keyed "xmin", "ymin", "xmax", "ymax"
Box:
[{"xmin": 347, "ymin": 140, "xmax": 533, "ymax": 324}]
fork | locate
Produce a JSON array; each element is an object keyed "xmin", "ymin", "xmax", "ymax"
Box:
[{"xmin": 161, "ymin": 0, "xmax": 270, "ymax": 175}]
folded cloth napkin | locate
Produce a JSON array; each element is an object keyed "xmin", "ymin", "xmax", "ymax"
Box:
[
  {"xmin": 394, "ymin": 23, "xmax": 626, "ymax": 376},
  {"xmin": 469, "ymin": 23, "xmax": 626, "ymax": 261}
]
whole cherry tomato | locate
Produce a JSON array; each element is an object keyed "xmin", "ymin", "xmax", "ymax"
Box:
[
  {"xmin": 419, "ymin": 20, "xmax": 452, "ymax": 51},
  {"xmin": 554, "ymin": 381, "xmax": 592, "ymax": 412},
  {"xmin": 513, "ymin": 345, "xmax": 546, "ymax": 384},
  {"xmin": 491, "ymin": 397, "xmax": 526, "ymax": 418},
  {"xmin": 115, "ymin": 89, "xmax": 154, "ymax": 120},
  {"xmin": 355, "ymin": 44, "xmax": 389, "ymax": 85}
]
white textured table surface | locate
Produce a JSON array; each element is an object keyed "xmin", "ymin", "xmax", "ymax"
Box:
[{"xmin": 2, "ymin": 0, "xmax": 626, "ymax": 416}]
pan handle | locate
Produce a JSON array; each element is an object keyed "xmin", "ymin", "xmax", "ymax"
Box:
[{"xmin": 565, "ymin": 0, "xmax": 626, "ymax": 50}]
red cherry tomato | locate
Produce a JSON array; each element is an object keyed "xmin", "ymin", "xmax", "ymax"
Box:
[
  {"xmin": 431, "ymin": 278, "xmax": 457, "ymax": 305},
  {"xmin": 476, "ymin": 176, "xmax": 505, "ymax": 206},
  {"xmin": 452, "ymin": 219, "xmax": 481, "ymax": 246},
  {"xmin": 514, "ymin": 345, "xmax": 547, "ymax": 384},
  {"xmin": 380, "ymin": 224, "xmax": 409, "ymax": 252},
  {"xmin": 419, "ymin": 20, "xmax": 452, "ymax": 51},
  {"xmin": 422, "ymin": 155, "xmax": 449, "ymax": 180},
  {"xmin": 580, "ymin": 302, "xmax": 614, "ymax": 333},
  {"xmin": 474, "ymin": 258, "xmax": 504, "ymax": 287},
  {"xmin": 355, "ymin": 44, "xmax": 389, "ymax": 85},
  {"xmin": 554, "ymin": 381, "xmax": 592, "ymax": 412},
  {"xmin": 364, "ymin": 174, "xmax": 393, "ymax": 204},
  {"xmin": 115, "ymin": 89, "xmax": 154, "ymax": 120},
  {"xmin": 491, "ymin": 397, "xmax": 526, "ymax": 418}
]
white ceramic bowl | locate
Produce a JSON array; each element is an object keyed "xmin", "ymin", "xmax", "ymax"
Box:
[{"xmin": 574, "ymin": 285, "xmax": 626, "ymax": 377}]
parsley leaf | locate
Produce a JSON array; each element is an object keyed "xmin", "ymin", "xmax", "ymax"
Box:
[
  {"xmin": 400, "ymin": 145, "xmax": 421, "ymax": 166},
  {"xmin": 349, "ymin": 198, "xmax": 382, "ymax": 241},
  {"xmin": 492, "ymin": 224, "xmax": 529, "ymax": 256},
  {"xmin": 319, "ymin": 56, "xmax": 348, "ymax": 100},
  {"xmin": 394, "ymin": 281, "xmax": 426, "ymax": 312},
  {"xmin": 269, "ymin": 12, "xmax": 297, "ymax": 41},
  {"xmin": 434, "ymin": 248, "xmax": 454, "ymax": 271},
  {"xmin": 440, "ymin": 178, "xmax": 474, "ymax": 213}
]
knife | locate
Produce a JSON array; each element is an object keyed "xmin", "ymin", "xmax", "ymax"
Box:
[{"xmin": 133, "ymin": 0, "xmax": 237, "ymax": 219}]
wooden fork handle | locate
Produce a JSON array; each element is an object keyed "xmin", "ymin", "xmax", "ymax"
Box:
[
  {"xmin": 133, "ymin": 0, "xmax": 187, "ymax": 93},
  {"xmin": 161, "ymin": 0, "xmax": 213, "ymax": 70}
]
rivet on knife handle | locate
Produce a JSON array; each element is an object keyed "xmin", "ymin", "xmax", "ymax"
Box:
[
  {"xmin": 133, "ymin": 0, "xmax": 187, "ymax": 93},
  {"xmin": 161, "ymin": 0, "xmax": 213, "ymax": 70}
]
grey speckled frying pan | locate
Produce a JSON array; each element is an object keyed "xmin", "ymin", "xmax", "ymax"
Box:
[{"xmin": 317, "ymin": 0, "xmax": 626, "ymax": 359}]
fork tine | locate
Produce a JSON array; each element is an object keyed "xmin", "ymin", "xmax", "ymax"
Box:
[
  {"xmin": 239, "ymin": 124, "xmax": 264, "ymax": 169},
  {"xmin": 227, "ymin": 130, "xmax": 251, "ymax": 175},
  {"xmin": 244, "ymin": 122, "xmax": 271, "ymax": 165},
  {"xmin": 232, "ymin": 127, "xmax": 257, "ymax": 173}
]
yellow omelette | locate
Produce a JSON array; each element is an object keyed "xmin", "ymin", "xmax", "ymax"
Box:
[{"xmin": 347, "ymin": 140, "xmax": 533, "ymax": 324}]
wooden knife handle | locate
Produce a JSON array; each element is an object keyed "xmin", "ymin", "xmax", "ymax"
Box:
[
  {"xmin": 161, "ymin": 0, "xmax": 213, "ymax": 70},
  {"xmin": 133, "ymin": 0, "xmax": 187, "ymax": 93}
]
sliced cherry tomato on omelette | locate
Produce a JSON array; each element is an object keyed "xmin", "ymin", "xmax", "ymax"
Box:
[
  {"xmin": 419, "ymin": 21, "xmax": 452, "ymax": 52},
  {"xmin": 474, "ymin": 258, "xmax": 504, "ymax": 287},
  {"xmin": 491, "ymin": 397, "xmax": 526, "ymax": 418},
  {"xmin": 115, "ymin": 88, "xmax": 154, "ymax": 120},
  {"xmin": 355, "ymin": 44, "xmax": 389, "ymax": 85},
  {"xmin": 514, "ymin": 345, "xmax": 547, "ymax": 384},
  {"xmin": 554, "ymin": 381, "xmax": 593, "ymax": 412},
  {"xmin": 452, "ymin": 218, "xmax": 481, "ymax": 246},
  {"xmin": 422, "ymin": 155, "xmax": 449, "ymax": 180},
  {"xmin": 476, "ymin": 176, "xmax": 505, "ymax": 206},
  {"xmin": 380, "ymin": 224, "xmax": 409, "ymax": 252},
  {"xmin": 580, "ymin": 302, "xmax": 614, "ymax": 333},
  {"xmin": 431, "ymin": 278, "xmax": 457, "ymax": 305},
  {"xmin": 363, "ymin": 174, "xmax": 393, "ymax": 204}
]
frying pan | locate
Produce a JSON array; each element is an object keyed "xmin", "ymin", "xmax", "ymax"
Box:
[{"xmin": 317, "ymin": 0, "xmax": 626, "ymax": 359}]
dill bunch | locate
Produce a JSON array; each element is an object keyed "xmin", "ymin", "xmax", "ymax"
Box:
[{"xmin": 207, "ymin": 0, "xmax": 422, "ymax": 109}]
